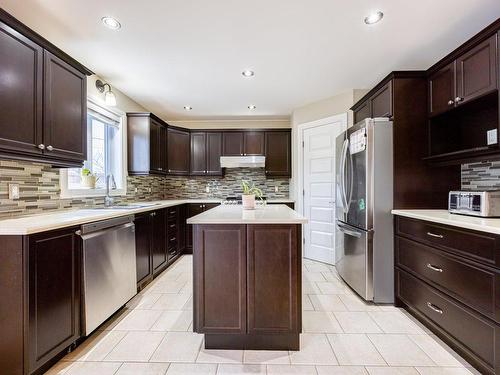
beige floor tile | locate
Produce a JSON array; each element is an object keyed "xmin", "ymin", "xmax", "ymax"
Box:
[
  {"xmin": 305, "ymin": 263, "xmax": 331, "ymax": 272},
  {"xmin": 303, "ymin": 281, "xmax": 321, "ymax": 294},
  {"xmin": 152, "ymin": 293, "xmax": 192, "ymax": 310},
  {"xmin": 415, "ymin": 368, "xmax": 479, "ymax": 375},
  {"xmin": 316, "ymin": 281, "xmax": 347, "ymax": 294},
  {"xmin": 112, "ymin": 309, "xmax": 163, "ymax": 331},
  {"xmin": 45, "ymin": 361, "xmax": 74, "ymax": 375},
  {"xmin": 150, "ymin": 310, "xmax": 193, "ymax": 331},
  {"xmin": 368, "ymin": 312, "xmax": 426, "ymax": 334},
  {"xmin": 115, "ymin": 362, "xmax": 170, "ymax": 374},
  {"xmin": 149, "ymin": 280, "xmax": 188, "ymax": 294},
  {"xmin": 64, "ymin": 330, "xmax": 127, "ymax": 361},
  {"xmin": 289, "ymin": 333, "xmax": 338, "ymax": 365},
  {"xmin": 316, "ymin": 366, "xmax": 368, "ymax": 374},
  {"xmin": 327, "ymin": 334, "xmax": 385, "ymax": 366},
  {"xmin": 333, "ymin": 312, "xmax": 383, "ymax": 333},
  {"xmin": 321, "ymin": 271, "xmax": 341, "ymax": 282},
  {"xmin": 126, "ymin": 293, "xmax": 162, "ymax": 309},
  {"xmin": 244, "ymin": 350, "xmax": 290, "ymax": 364},
  {"xmin": 104, "ymin": 331, "xmax": 165, "ymax": 362},
  {"xmin": 217, "ymin": 364, "xmax": 266, "ymax": 374},
  {"xmin": 151, "ymin": 332, "xmax": 203, "ymax": 362},
  {"xmin": 197, "ymin": 348, "xmax": 243, "ymax": 363},
  {"xmin": 100, "ymin": 308, "xmax": 132, "ymax": 331},
  {"xmin": 267, "ymin": 364, "xmax": 317, "ymax": 374},
  {"xmin": 182, "ymin": 296, "xmax": 193, "ymax": 311},
  {"xmin": 367, "ymin": 334, "xmax": 435, "ymax": 366},
  {"xmin": 64, "ymin": 362, "xmax": 123, "ymax": 375},
  {"xmin": 304, "ymin": 272, "xmax": 327, "ymax": 282},
  {"xmin": 408, "ymin": 335, "xmax": 468, "ymax": 367},
  {"xmin": 366, "ymin": 367, "xmax": 420, "ymax": 375},
  {"xmin": 303, "ymin": 294, "xmax": 315, "ymax": 311},
  {"xmin": 166, "ymin": 363, "xmax": 218, "ymax": 374},
  {"xmin": 309, "ymin": 294, "xmax": 347, "ymax": 312},
  {"xmin": 303, "ymin": 311, "xmax": 343, "ymax": 333},
  {"xmin": 338, "ymin": 294, "xmax": 381, "ymax": 312}
]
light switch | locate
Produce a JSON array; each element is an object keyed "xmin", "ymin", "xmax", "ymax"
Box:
[
  {"xmin": 8, "ymin": 183, "xmax": 20, "ymax": 200},
  {"xmin": 487, "ymin": 129, "xmax": 498, "ymax": 145}
]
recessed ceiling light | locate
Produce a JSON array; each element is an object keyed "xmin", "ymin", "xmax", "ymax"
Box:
[
  {"xmin": 242, "ymin": 70, "xmax": 255, "ymax": 77},
  {"xmin": 101, "ymin": 16, "xmax": 121, "ymax": 30},
  {"xmin": 364, "ymin": 11, "xmax": 383, "ymax": 25},
  {"xmin": 183, "ymin": 105, "xmax": 192, "ymax": 111},
  {"xmin": 248, "ymin": 105, "xmax": 256, "ymax": 110}
]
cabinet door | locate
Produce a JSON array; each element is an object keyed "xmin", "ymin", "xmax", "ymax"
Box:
[
  {"xmin": 190, "ymin": 132, "xmax": 207, "ymax": 175},
  {"xmin": 151, "ymin": 210, "xmax": 167, "ymax": 274},
  {"xmin": 177, "ymin": 204, "xmax": 186, "ymax": 253},
  {"xmin": 353, "ymin": 101, "xmax": 371, "ymax": 123},
  {"xmin": 429, "ymin": 62, "xmax": 456, "ymax": 116},
  {"xmin": 265, "ymin": 131, "xmax": 291, "ymax": 177},
  {"xmin": 206, "ymin": 132, "xmax": 223, "ymax": 175},
  {"xmin": 456, "ymin": 35, "xmax": 497, "ymax": 105},
  {"xmin": 193, "ymin": 224, "xmax": 247, "ymax": 334},
  {"xmin": 43, "ymin": 51, "xmax": 86, "ymax": 162},
  {"xmin": 27, "ymin": 228, "xmax": 80, "ymax": 373},
  {"xmin": 134, "ymin": 213, "xmax": 153, "ymax": 288},
  {"xmin": 223, "ymin": 132, "xmax": 244, "ymax": 156},
  {"xmin": 159, "ymin": 125, "xmax": 168, "ymax": 173},
  {"xmin": 0, "ymin": 21, "xmax": 43, "ymax": 156},
  {"xmin": 247, "ymin": 225, "xmax": 299, "ymax": 334},
  {"xmin": 149, "ymin": 120, "xmax": 161, "ymax": 173},
  {"xmin": 168, "ymin": 127, "xmax": 190, "ymax": 175},
  {"xmin": 244, "ymin": 132, "xmax": 265, "ymax": 155},
  {"xmin": 371, "ymin": 82, "xmax": 393, "ymax": 118},
  {"xmin": 186, "ymin": 204, "xmax": 206, "ymax": 251}
]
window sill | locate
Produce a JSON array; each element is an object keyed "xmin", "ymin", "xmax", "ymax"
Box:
[{"xmin": 60, "ymin": 189, "xmax": 127, "ymax": 200}]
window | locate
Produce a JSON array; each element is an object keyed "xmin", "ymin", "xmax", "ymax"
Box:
[{"xmin": 60, "ymin": 98, "xmax": 127, "ymax": 198}]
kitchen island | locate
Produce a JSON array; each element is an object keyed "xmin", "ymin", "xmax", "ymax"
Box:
[{"xmin": 187, "ymin": 204, "xmax": 307, "ymax": 350}]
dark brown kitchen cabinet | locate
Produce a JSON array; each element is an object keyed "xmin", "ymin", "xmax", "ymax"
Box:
[
  {"xmin": 223, "ymin": 132, "xmax": 245, "ymax": 156},
  {"xmin": 428, "ymin": 62, "xmax": 456, "ymax": 116},
  {"xmin": 371, "ymin": 82, "xmax": 393, "ymax": 118},
  {"xmin": 264, "ymin": 131, "xmax": 291, "ymax": 177},
  {"xmin": 134, "ymin": 212, "xmax": 153, "ymax": 289},
  {"xmin": 186, "ymin": 203, "xmax": 220, "ymax": 253},
  {"xmin": 244, "ymin": 132, "xmax": 265, "ymax": 155},
  {"xmin": 177, "ymin": 204, "xmax": 187, "ymax": 254},
  {"xmin": 151, "ymin": 209, "xmax": 168, "ymax": 275},
  {"xmin": 0, "ymin": 10, "xmax": 91, "ymax": 168},
  {"xmin": 191, "ymin": 132, "xmax": 223, "ymax": 176},
  {"xmin": 127, "ymin": 113, "xmax": 168, "ymax": 175},
  {"xmin": 222, "ymin": 131, "xmax": 265, "ymax": 156},
  {"xmin": 43, "ymin": 51, "xmax": 87, "ymax": 162},
  {"xmin": 353, "ymin": 100, "xmax": 371, "ymax": 123},
  {"xmin": 167, "ymin": 127, "xmax": 190, "ymax": 175}
]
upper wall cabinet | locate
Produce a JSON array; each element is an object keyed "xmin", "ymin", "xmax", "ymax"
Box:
[
  {"xmin": 167, "ymin": 127, "xmax": 190, "ymax": 175},
  {"xmin": 428, "ymin": 62, "xmax": 456, "ymax": 116},
  {"xmin": 265, "ymin": 131, "xmax": 291, "ymax": 177},
  {"xmin": 190, "ymin": 132, "xmax": 222, "ymax": 176},
  {"xmin": 127, "ymin": 113, "xmax": 168, "ymax": 175},
  {"xmin": 0, "ymin": 11, "xmax": 91, "ymax": 167},
  {"xmin": 352, "ymin": 81, "xmax": 393, "ymax": 123},
  {"xmin": 222, "ymin": 131, "xmax": 265, "ymax": 156}
]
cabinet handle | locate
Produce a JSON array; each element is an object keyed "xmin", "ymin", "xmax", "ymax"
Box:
[
  {"xmin": 46, "ymin": 145, "xmax": 54, "ymax": 151},
  {"xmin": 170, "ymin": 237, "xmax": 176, "ymax": 241},
  {"xmin": 168, "ymin": 169, "xmax": 171, "ymax": 172},
  {"xmin": 240, "ymin": 153, "xmax": 243, "ymax": 156},
  {"xmin": 447, "ymin": 100, "xmax": 454, "ymax": 106},
  {"xmin": 199, "ymin": 205, "xmax": 203, "ymax": 208},
  {"xmin": 426, "ymin": 302, "xmax": 443, "ymax": 314},
  {"xmin": 170, "ymin": 210, "xmax": 175, "ymax": 214},
  {"xmin": 158, "ymin": 167, "xmax": 163, "ymax": 171},
  {"xmin": 455, "ymin": 96, "xmax": 464, "ymax": 103},
  {"xmin": 150, "ymin": 212, "xmax": 156, "ymax": 217},
  {"xmin": 203, "ymin": 204, "xmax": 206, "ymax": 208},
  {"xmin": 426, "ymin": 232, "xmax": 443, "ymax": 239},
  {"xmin": 37, "ymin": 144, "xmax": 45, "ymax": 150},
  {"xmin": 426, "ymin": 263, "xmax": 443, "ymax": 272},
  {"xmin": 170, "ymin": 224, "xmax": 176, "ymax": 228}
]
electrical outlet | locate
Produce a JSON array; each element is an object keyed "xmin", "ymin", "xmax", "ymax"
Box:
[
  {"xmin": 487, "ymin": 129, "xmax": 498, "ymax": 145},
  {"xmin": 8, "ymin": 183, "xmax": 20, "ymax": 200},
  {"xmin": 147, "ymin": 187, "xmax": 152, "ymax": 193},
  {"xmin": 275, "ymin": 186, "xmax": 279, "ymax": 193},
  {"xmin": 134, "ymin": 187, "xmax": 138, "ymax": 193},
  {"xmin": 205, "ymin": 185, "xmax": 210, "ymax": 193}
]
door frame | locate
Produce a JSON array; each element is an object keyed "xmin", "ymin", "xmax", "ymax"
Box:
[{"xmin": 297, "ymin": 113, "xmax": 348, "ymax": 257}]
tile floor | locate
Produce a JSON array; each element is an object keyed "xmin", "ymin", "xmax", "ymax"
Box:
[{"xmin": 46, "ymin": 256, "xmax": 478, "ymax": 375}]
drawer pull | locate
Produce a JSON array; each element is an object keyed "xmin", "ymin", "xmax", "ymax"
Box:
[
  {"xmin": 426, "ymin": 263, "xmax": 443, "ymax": 272},
  {"xmin": 426, "ymin": 232, "xmax": 443, "ymax": 239},
  {"xmin": 169, "ymin": 224, "xmax": 176, "ymax": 228},
  {"xmin": 170, "ymin": 237, "xmax": 176, "ymax": 241},
  {"xmin": 426, "ymin": 302, "xmax": 443, "ymax": 314}
]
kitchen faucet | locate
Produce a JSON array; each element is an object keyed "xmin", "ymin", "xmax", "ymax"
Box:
[{"xmin": 104, "ymin": 174, "xmax": 117, "ymax": 207}]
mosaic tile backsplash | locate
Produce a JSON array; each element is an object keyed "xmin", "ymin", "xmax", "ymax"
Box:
[
  {"xmin": 0, "ymin": 160, "xmax": 289, "ymax": 219},
  {"xmin": 462, "ymin": 160, "xmax": 500, "ymax": 190}
]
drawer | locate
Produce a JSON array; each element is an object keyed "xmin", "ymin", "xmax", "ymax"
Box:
[
  {"xmin": 396, "ymin": 217, "xmax": 499, "ymax": 267},
  {"xmin": 168, "ymin": 232, "xmax": 178, "ymax": 247},
  {"xmin": 167, "ymin": 207, "xmax": 178, "ymax": 218},
  {"xmin": 397, "ymin": 270, "xmax": 497, "ymax": 371},
  {"xmin": 396, "ymin": 236, "xmax": 497, "ymax": 320}
]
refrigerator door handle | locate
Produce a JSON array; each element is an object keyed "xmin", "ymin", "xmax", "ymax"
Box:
[
  {"xmin": 340, "ymin": 139, "xmax": 349, "ymax": 211},
  {"xmin": 337, "ymin": 221, "xmax": 362, "ymax": 238},
  {"xmin": 346, "ymin": 145, "xmax": 354, "ymax": 211}
]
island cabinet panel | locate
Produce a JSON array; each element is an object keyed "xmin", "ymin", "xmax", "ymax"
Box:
[
  {"xmin": 167, "ymin": 127, "xmax": 190, "ymax": 175},
  {"xmin": 194, "ymin": 224, "xmax": 247, "ymax": 334},
  {"xmin": 246, "ymin": 225, "xmax": 299, "ymax": 334},
  {"xmin": 27, "ymin": 228, "xmax": 81, "ymax": 374}
]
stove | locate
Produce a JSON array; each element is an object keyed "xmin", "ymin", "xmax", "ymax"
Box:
[{"xmin": 222, "ymin": 196, "xmax": 267, "ymax": 205}]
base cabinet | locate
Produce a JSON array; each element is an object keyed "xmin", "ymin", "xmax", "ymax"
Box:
[{"xmin": 186, "ymin": 203, "xmax": 220, "ymax": 253}]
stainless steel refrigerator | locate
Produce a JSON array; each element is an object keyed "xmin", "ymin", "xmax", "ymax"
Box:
[{"xmin": 335, "ymin": 118, "xmax": 394, "ymax": 303}]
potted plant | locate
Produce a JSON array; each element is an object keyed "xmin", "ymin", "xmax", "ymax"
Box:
[
  {"xmin": 81, "ymin": 168, "xmax": 96, "ymax": 189},
  {"xmin": 241, "ymin": 180, "xmax": 263, "ymax": 210}
]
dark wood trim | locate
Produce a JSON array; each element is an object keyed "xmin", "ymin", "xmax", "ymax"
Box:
[
  {"xmin": 0, "ymin": 8, "xmax": 92, "ymax": 76},
  {"xmin": 0, "ymin": 152, "xmax": 84, "ymax": 168},
  {"xmin": 126, "ymin": 112, "xmax": 168, "ymax": 126},
  {"xmin": 204, "ymin": 333, "xmax": 299, "ymax": 351}
]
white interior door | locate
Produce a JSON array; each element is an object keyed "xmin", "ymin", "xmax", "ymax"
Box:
[{"xmin": 303, "ymin": 121, "xmax": 346, "ymax": 264}]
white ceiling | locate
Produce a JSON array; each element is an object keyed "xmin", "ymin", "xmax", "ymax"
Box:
[{"xmin": 1, "ymin": 0, "xmax": 499, "ymax": 120}]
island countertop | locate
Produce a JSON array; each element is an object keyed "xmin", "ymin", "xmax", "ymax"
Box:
[{"xmin": 187, "ymin": 204, "xmax": 308, "ymax": 224}]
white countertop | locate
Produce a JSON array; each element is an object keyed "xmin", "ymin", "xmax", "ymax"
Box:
[
  {"xmin": 187, "ymin": 204, "xmax": 307, "ymax": 224},
  {"xmin": 0, "ymin": 198, "xmax": 296, "ymax": 235},
  {"xmin": 392, "ymin": 209, "xmax": 500, "ymax": 235}
]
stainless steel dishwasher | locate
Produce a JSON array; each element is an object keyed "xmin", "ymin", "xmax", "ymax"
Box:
[{"xmin": 78, "ymin": 215, "xmax": 137, "ymax": 335}]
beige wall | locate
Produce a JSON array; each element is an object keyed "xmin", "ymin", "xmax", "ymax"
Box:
[
  {"xmin": 289, "ymin": 89, "xmax": 369, "ymax": 200},
  {"xmin": 169, "ymin": 119, "xmax": 290, "ymax": 129},
  {"xmin": 87, "ymin": 75, "xmax": 147, "ymax": 113}
]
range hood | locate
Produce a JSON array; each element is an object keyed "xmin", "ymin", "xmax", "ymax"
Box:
[{"xmin": 220, "ymin": 155, "xmax": 265, "ymax": 168}]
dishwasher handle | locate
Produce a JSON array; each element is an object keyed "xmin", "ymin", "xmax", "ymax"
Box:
[{"xmin": 78, "ymin": 222, "xmax": 135, "ymax": 241}]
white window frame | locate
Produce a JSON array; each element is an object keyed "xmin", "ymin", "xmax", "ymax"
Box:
[{"xmin": 60, "ymin": 96, "xmax": 128, "ymax": 199}]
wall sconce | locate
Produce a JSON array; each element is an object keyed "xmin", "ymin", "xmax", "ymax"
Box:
[{"xmin": 95, "ymin": 79, "xmax": 117, "ymax": 106}]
